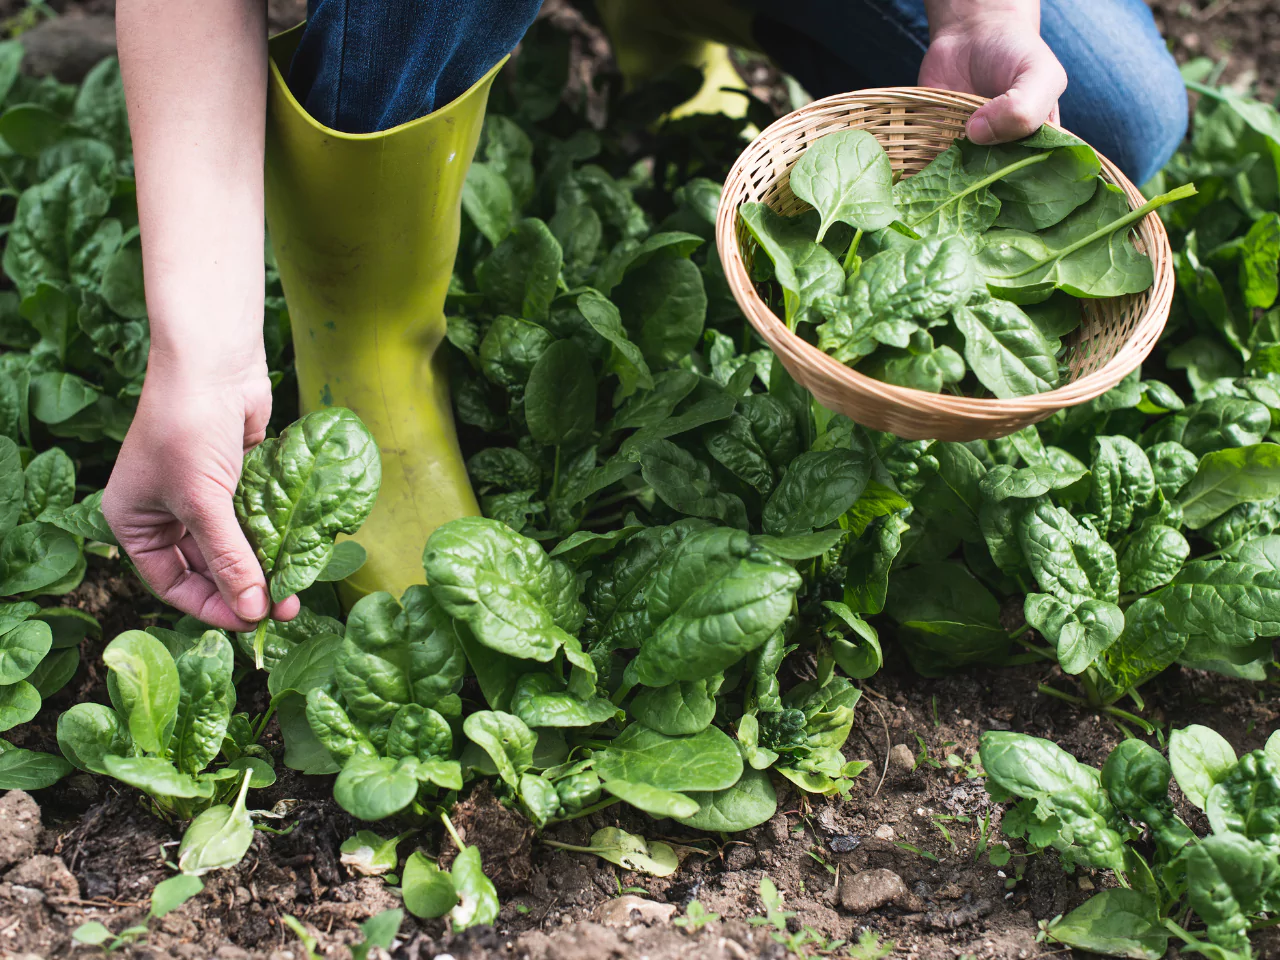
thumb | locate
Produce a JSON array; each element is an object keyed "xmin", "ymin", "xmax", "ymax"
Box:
[
  {"xmin": 179, "ymin": 495, "xmax": 271, "ymax": 624},
  {"xmin": 967, "ymin": 58, "xmax": 1067, "ymax": 144}
]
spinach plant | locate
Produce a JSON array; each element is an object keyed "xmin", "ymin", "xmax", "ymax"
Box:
[
  {"xmin": 234, "ymin": 406, "xmax": 381, "ymax": 668},
  {"xmin": 982, "ymin": 727, "xmax": 1280, "ymax": 959},
  {"xmin": 57, "ymin": 627, "xmax": 274, "ymax": 873}
]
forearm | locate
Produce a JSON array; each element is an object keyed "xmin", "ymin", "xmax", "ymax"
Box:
[
  {"xmin": 117, "ymin": 0, "xmax": 268, "ymax": 378},
  {"xmin": 924, "ymin": 0, "xmax": 1040, "ymax": 35}
]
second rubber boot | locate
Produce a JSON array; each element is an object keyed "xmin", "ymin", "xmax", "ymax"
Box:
[
  {"xmin": 595, "ymin": 0, "xmax": 758, "ymax": 119},
  {"xmin": 264, "ymin": 26, "xmax": 490, "ymax": 600}
]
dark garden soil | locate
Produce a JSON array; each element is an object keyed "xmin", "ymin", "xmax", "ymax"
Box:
[{"xmin": 2, "ymin": 3, "xmax": 1278, "ymax": 959}]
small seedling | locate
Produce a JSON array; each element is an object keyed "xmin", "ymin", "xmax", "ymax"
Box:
[
  {"xmin": 673, "ymin": 899, "xmax": 719, "ymax": 931},
  {"xmin": 282, "ymin": 915, "xmax": 323, "ymax": 960},
  {"xmin": 847, "ymin": 929, "xmax": 895, "ymax": 960}
]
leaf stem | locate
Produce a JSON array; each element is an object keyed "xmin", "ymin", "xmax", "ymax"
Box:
[
  {"xmin": 997, "ymin": 183, "xmax": 1199, "ymax": 280},
  {"xmin": 551, "ymin": 446, "xmax": 562, "ymax": 501},
  {"xmin": 251, "ymin": 620, "xmax": 268, "ymax": 672},
  {"xmin": 539, "ymin": 839, "xmax": 609, "ymax": 855},
  {"xmin": 440, "ymin": 812, "xmax": 466, "ymax": 853},
  {"xmin": 1037, "ymin": 682, "xmax": 1087, "ymax": 706},
  {"xmin": 906, "ymin": 153, "xmax": 1052, "ymax": 229},
  {"xmin": 251, "ymin": 703, "xmax": 276, "ymax": 742},
  {"xmin": 1104, "ymin": 705, "xmax": 1155, "ymax": 733},
  {"xmin": 842, "ymin": 228, "xmax": 863, "ymax": 273},
  {"xmin": 1008, "ymin": 622, "xmax": 1033, "ymax": 641}
]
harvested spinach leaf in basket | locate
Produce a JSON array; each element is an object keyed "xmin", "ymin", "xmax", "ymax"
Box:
[{"xmin": 743, "ymin": 126, "xmax": 1195, "ymax": 398}]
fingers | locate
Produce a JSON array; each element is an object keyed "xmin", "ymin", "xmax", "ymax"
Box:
[
  {"xmin": 131, "ymin": 538, "xmax": 258, "ymax": 632},
  {"xmin": 178, "ymin": 494, "xmax": 273, "ymax": 626},
  {"xmin": 967, "ymin": 52, "xmax": 1068, "ymax": 144},
  {"xmin": 272, "ymin": 595, "xmax": 301, "ymax": 621}
]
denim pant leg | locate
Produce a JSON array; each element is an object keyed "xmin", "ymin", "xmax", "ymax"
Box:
[
  {"xmin": 748, "ymin": 0, "xmax": 1188, "ymax": 185},
  {"xmin": 286, "ymin": 0, "xmax": 545, "ymax": 134}
]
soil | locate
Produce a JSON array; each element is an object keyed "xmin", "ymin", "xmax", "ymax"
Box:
[
  {"xmin": 2, "ymin": 2, "xmax": 1277, "ymax": 959},
  {"xmin": 1150, "ymin": 0, "xmax": 1280, "ymax": 102}
]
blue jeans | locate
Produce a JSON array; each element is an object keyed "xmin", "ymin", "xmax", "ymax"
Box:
[{"xmin": 287, "ymin": 0, "xmax": 1186, "ymax": 185}]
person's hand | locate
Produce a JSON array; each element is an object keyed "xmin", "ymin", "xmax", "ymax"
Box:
[
  {"xmin": 919, "ymin": 0, "xmax": 1067, "ymax": 144},
  {"xmin": 103, "ymin": 353, "xmax": 300, "ymax": 632}
]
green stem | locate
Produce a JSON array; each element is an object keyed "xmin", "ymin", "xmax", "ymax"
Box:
[
  {"xmin": 440, "ymin": 812, "xmax": 466, "ymax": 852},
  {"xmin": 1011, "ymin": 634, "xmax": 1055, "ymax": 661},
  {"xmin": 906, "ymin": 153, "xmax": 1052, "ymax": 229},
  {"xmin": 540, "ymin": 838, "xmax": 615, "ymax": 855},
  {"xmin": 842, "ymin": 228, "xmax": 863, "ymax": 273},
  {"xmin": 548, "ymin": 797, "xmax": 621, "ymax": 823},
  {"xmin": 251, "ymin": 620, "xmax": 268, "ymax": 671},
  {"xmin": 551, "ymin": 445, "xmax": 562, "ymax": 501},
  {"xmin": 252, "ymin": 702, "xmax": 277, "ymax": 742},
  {"xmin": 1104, "ymin": 705, "xmax": 1155, "ymax": 734},
  {"xmin": 1037, "ymin": 682, "xmax": 1087, "ymax": 707},
  {"xmin": 1008, "ymin": 622, "xmax": 1032, "ymax": 641},
  {"xmin": 1183, "ymin": 79, "xmax": 1227, "ymax": 101},
  {"xmin": 999, "ymin": 183, "xmax": 1199, "ymax": 280}
]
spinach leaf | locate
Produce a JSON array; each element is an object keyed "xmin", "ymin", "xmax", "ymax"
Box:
[
  {"xmin": 979, "ymin": 730, "xmax": 1126, "ymax": 873},
  {"xmin": 1041, "ymin": 889, "xmax": 1167, "ymax": 960},
  {"xmin": 475, "ymin": 218, "xmax": 562, "ymax": 322},
  {"xmin": 788, "ymin": 130, "xmax": 898, "ymax": 239},
  {"xmin": 630, "ymin": 528, "xmax": 800, "ymax": 686},
  {"xmin": 594, "ymin": 723, "xmax": 743, "ymax": 792},
  {"xmin": 816, "ymin": 237, "xmax": 979, "ymax": 363},
  {"xmin": 739, "ymin": 203, "xmax": 844, "ymax": 329},
  {"xmin": 424, "ymin": 517, "xmax": 584, "ymax": 663},
  {"xmin": 524, "ymin": 339, "xmax": 596, "ymax": 447},
  {"xmin": 979, "ymin": 183, "xmax": 1195, "ymax": 303},
  {"xmin": 1169, "ymin": 724, "xmax": 1238, "ymax": 810},
  {"xmin": 1178, "ymin": 443, "xmax": 1280, "ymax": 529},
  {"xmin": 891, "ymin": 143, "xmax": 1000, "ymax": 241},
  {"xmin": 952, "ymin": 296, "xmax": 1058, "ymax": 398},
  {"xmin": 762, "ymin": 448, "xmax": 870, "ymax": 536},
  {"xmin": 235, "ymin": 407, "xmax": 381, "ymax": 607},
  {"xmin": 959, "ymin": 130, "xmax": 1101, "ymax": 231}
]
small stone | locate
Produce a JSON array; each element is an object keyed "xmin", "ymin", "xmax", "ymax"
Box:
[
  {"xmin": 889, "ymin": 744, "xmax": 916, "ymax": 772},
  {"xmin": 1078, "ymin": 876, "xmax": 1095, "ymax": 891},
  {"xmin": 4, "ymin": 855, "xmax": 79, "ymax": 899},
  {"xmin": 938, "ymin": 883, "xmax": 965, "ymax": 899},
  {"xmin": 590, "ymin": 895, "xmax": 676, "ymax": 926},
  {"xmin": 872, "ymin": 824, "xmax": 895, "ymax": 841},
  {"xmin": 0, "ymin": 790, "xmax": 40, "ymax": 872},
  {"xmin": 838, "ymin": 868, "xmax": 908, "ymax": 914}
]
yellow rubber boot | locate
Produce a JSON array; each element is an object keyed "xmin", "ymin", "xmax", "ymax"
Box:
[
  {"xmin": 264, "ymin": 26, "xmax": 490, "ymax": 600},
  {"xmin": 595, "ymin": 0, "xmax": 758, "ymax": 119}
]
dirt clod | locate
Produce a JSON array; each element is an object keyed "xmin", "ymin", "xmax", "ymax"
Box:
[
  {"xmin": 440, "ymin": 781, "xmax": 536, "ymax": 895},
  {"xmin": 4, "ymin": 854, "xmax": 79, "ymax": 899},
  {"xmin": 888, "ymin": 743, "xmax": 916, "ymax": 771},
  {"xmin": 838, "ymin": 868, "xmax": 908, "ymax": 914},
  {"xmin": 0, "ymin": 790, "xmax": 41, "ymax": 871},
  {"xmin": 590, "ymin": 895, "xmax": 677, "ymax": 926}
]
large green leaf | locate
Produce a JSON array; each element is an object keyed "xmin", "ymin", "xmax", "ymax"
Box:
[
  {"xmin": 629, "ymin": 527, "xmax": 800, "ymax": 686},
  {"xmin": 234, "ymin": 408, "xmax": 381, "ymax": 603},
  {"xmin": 101, "ymin": 630, "xmax": 180, "ymax": 755},
  {"xmin": 170, "ymin": 631, "xmax": 235, "ymax": 776},
  {"xmin": 979, "ymin": 183, "xmax": 1192, "ymax": 303},
  {"xmin": 1178, "ymin": 443, "xmax": 1280, "ymax": 529},
  {"xmin": 952, "ymin": 296, "xmax": 1057, "ymax": 398},
  {"xmin": 424, "ymin": 517, "xmax": 584, "ymax": 662},
  {"xmin": 788, "ymin": 130, "xmax": 897, "ymax": 239},
  {"xmin": 595, "ymin": 723, "xmax": 742, "ymax": 792},
  {"xmin": 739, "ymin": 203, "xmax": 844, "ymax": 329}
]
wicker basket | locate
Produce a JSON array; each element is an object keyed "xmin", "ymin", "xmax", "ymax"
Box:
[{"xmin": 715, "ymin": 87, "xmax": 1175, "ymax": 441}]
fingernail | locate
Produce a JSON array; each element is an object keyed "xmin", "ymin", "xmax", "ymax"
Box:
[
  {"xmin": 238, "ymin": 585, "xmax": 269, "ymax": 621},
  {"xmin": 968, "ymin": 115, "xmax": 994, "ymax": 144}
]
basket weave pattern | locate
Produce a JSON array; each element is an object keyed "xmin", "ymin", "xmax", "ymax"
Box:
[{"xmin": 715, "ymin": 87, "xmax": 1175, "ymax": 441}]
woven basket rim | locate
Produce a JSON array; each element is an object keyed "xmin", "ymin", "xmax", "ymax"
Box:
[{"xmin": 714, "ymin": 85, "xmax": 1175, "ymax": 430}]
